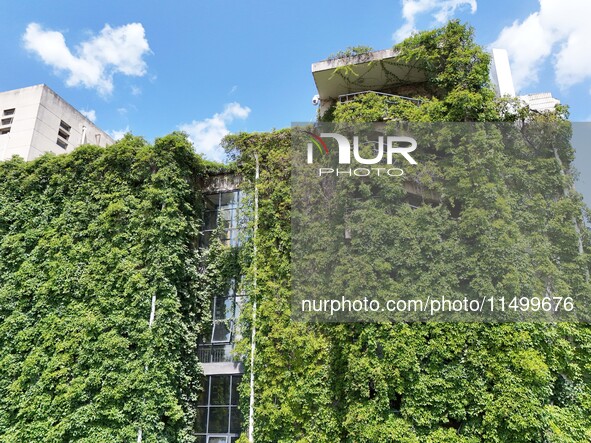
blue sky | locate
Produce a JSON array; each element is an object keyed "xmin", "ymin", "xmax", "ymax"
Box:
[{"xmin": 1, "ymin": 0, "xmax": 590, "ymax": 201}]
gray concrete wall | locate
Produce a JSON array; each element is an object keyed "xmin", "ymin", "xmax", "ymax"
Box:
[
  {"xmin": 0, "ymin": 85, "xmax": 114, "ymax": 162},
  {"xmin": 0, "ymin": 85, "xmax": 42, "ymax": 161}
]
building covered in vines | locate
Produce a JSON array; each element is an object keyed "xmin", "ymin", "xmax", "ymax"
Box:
[{"xmin": 0, "ymin": 20, "xmax": 589, "ymax": 443}]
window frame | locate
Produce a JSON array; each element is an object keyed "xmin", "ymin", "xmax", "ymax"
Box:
[
  {"xmin": 201, "ymin": 190, "xmax": 242, "ymax": 248},
  {"xmin": 195, "ymin": 374, "xmax": 242, "ymax": 439}
]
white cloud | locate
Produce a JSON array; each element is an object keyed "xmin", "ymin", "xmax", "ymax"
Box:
[
  {"xmin": 180, "ymin": 103, "xmax": 251, "ymax": 162},
  {"xmin": 23, "ymin": 22, "xmax": 150, "ymax": 95},
  {"xmin": 393, "ymin": 0, "xmax": 477, "ymax": 42},
  {"xmin": 130, "ymin": 85, "xmax": 142, "ymax": 96},
  {"xmin": 108, "ymin": 126, "xmax": 130, "ymax": 141},
  {"xmin": 491, "ymin": 0, "xmax": 591, "ymax": 91},
  {"xmin": 80, "ymin": 109, "xmax": 96, "ymax": 122}
]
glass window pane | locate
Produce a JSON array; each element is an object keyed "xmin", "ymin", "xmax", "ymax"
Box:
[
  {"xmin": 211, "ymin": 320, "xmax": 232, "ymax": 343},
  {"xmin": 223, "ymin": 344, "xmax": 234, "ymax": 361},
  {"xmin": 229, "ymin": 229, "xmax": 239, "ymax": 246},
  {"xmin": 200, "ymin": 321, "xmax": 213, "ymax": 343},
  {"xmin": 231, "ymin": 376, "xmax": 242, "ymax": 406},
  {"xmin": 195, "ymin": 436, "xmax": 207, "ymax": 443},
  {"xmin": 198, "ymin": 377, "xmax": 210, "ymax": 405},
  {"xmin": 217, "ymin": 344, "xmax": 233, "ymax": 362},
  {"xmin": 208, "ymin": 437, "xmax": 228, "ymax": 443},
  {"xmin": 218, "ymin": 210, "xmax": 234, "ymax": 230},
  {"xmin": 208, "ymin": 406, "xmax": 230, "ymax": 433},
  {"xmin": 224, "ymin": 297, "xmax": 235, "ymax": 318},
  {"xmin": 230, "ymin": 211, "xmax": 239, "ymax": 230},
  {"xmin": 201, "ymin": 191, "xmax": 242, "ymax": 248},
  {"xmin": 219, "ymin": 191, "xmax": 239, "ymax": 208},
  {"xmin": 204, "ymin": 194, "xmax": 219, "ymax": 210},
  {"xmin": 230, "ymin": 406, "xmax": 242, "ymax": 433},
  {"xmin": 201, "ymin": 324, "xmax": 213, "ymax": 344},
  {"xmin": 213, "ymin": 297, "xmax": 234, "ymax": 321},
  {"xmin": 234, "ymin": 297, "xmax": 243, "ymax": 320},
  {"xmin": 194, "ymin": 407, "xmax": 208, "ymax": 433},
  {"xmin": 204, "ymin": 210, "xmax": 218, "ymax": 230},
  {"xmin": 210, "ymin": 375, "xmax": 231, "ymax": 405}
]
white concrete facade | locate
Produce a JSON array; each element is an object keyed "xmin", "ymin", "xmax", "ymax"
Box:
[
  {"xmin": 490, "ymin": 48, "xmax": 516, "ymax": 97},
  {"xmin": 489, "ymin": 49, "xmax": 560, "ymax": 113},
  {"xmin": 0, "ymin": 84, "xmax": 114, "ymax": 162},
  {"xmin": 520, "ymin": 92, "xmax": 561, "ymax": 113}
]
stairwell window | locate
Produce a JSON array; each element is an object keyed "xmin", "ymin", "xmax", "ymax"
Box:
[
  {"xmin": 195, "ymin": 374, "xmax": 242, "ymax": 442},
  {"xmin": 201, "ymin": 191, "xmax": 242, "ymax": 247},
  {"xmin": 59, "ymin": 120, "xmax": 71, "ymax": 132},
  {"xmin": 1, "ymin": 109, "xmax": 14, "ymax": 135},
  {"xmin": 198, "ymin": 279, "xmax": 245, "ymax": 362},
  {"xmin": 56, "ymin": 120, "xmax": 71, "ymax": 149}
]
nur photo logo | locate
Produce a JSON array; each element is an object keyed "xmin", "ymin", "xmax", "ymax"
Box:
[{"xmin": 303, "ymin": 130, "xmax": 418, "ymax": 177}]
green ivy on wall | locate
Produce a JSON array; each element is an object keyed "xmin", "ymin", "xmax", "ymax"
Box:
[
  {"xmin": 0, "ymin": 19, "xmax": 589, "ymax": 443},
  {"xmin": 0, "ymin": 133, "xmax": 210, "ymax": 442},
  {"xmin": 225, "ymin": 21, "xmax": 591, "ymax": 443}
]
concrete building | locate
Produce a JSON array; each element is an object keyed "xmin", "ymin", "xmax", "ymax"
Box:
[
  {"xmin": 490, "ymin": 48, "xmax": 517, "ymax": 97},
  {"xmin": 489, "ymin": 48, "xmax": 561, "ymax": 112},
  {"xmin": 311, "ymin": 47, "xmax": 560, "ymax": 115},
  {"xmin": 311, "ymin": 48, "xmax": 426, "ymax": 117},
  {"xmin": 519, "ymin": 92, "xmax": 561, "ymax": 113},
  {"xmin": 0, "ymin": 84, "xmax": 113, "ymax": 162}
]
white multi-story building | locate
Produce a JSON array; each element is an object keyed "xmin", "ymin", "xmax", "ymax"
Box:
[
  {"xmin": 519, "ymin": 92, "xmax": 561, "ymax": 113},
  {"xmin": 0, "ymin": 84, "xmax": 113, "ymax": 162},
  {"xmin": 488, "ymin": 49, "xmax": 560, "ymax": 112}
]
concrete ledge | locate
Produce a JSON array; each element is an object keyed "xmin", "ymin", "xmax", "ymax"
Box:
[{"xmin": 201, "ymin": 361, "xmax": 244, "ymax": 375}]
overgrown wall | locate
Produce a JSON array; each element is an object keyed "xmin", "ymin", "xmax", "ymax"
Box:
[
  {"xmin": 0, "ymin": 133, "xmax": 207, "ymax": 442},
  {"xmin": 227, "ymin": 22, "xmax": 591, "ymax": 443}
]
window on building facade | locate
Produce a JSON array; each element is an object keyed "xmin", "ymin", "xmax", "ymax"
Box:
[
  {"xmin": 56, "ymin": 120, "xmax": 71, "ymax": 149},
  {"xmin": 1, "ymin": 109, "xmax": 14, "ymax": 135},
  {"xmin": 58, "ymin": 128, "xmax": 70, "ymax": 141},
  {"xmin": 195, "ymin": 374, "xmax": 242, "ymax": 442},
  {"xmin": 201, "ymin": 191, "xmax": 242, "ymax": 248},
  {"xmin": 59, "ymin": 120, "xmax": 71, "ymax": 132},
  {"xmin": 198, "ymin": 279, "xmax": 245, "ymax": 363}
]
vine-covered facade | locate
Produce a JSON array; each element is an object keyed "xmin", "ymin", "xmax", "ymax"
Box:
[
  {"xmin": 227, "ymin": 21, "xmax": 591, "ymax": 443},
  {"xmin": 0, "ymin": 20, "xmax": 589, "ymax": 443}
]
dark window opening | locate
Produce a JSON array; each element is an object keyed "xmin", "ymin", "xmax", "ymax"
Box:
[
  {"xmin": 195, "ymin": 375, "xmax": 242, "ymax": 440},
  {"xmin": 58, "ymin": 129, "xmax": 70, "ymax": 140},
  {"xmin": 57, "ymin": 120, "xmax": 71, "ymax": 149},
  {"xmin": 59, "ymin": 120, "xmax": 71, "ymax": 132}
]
